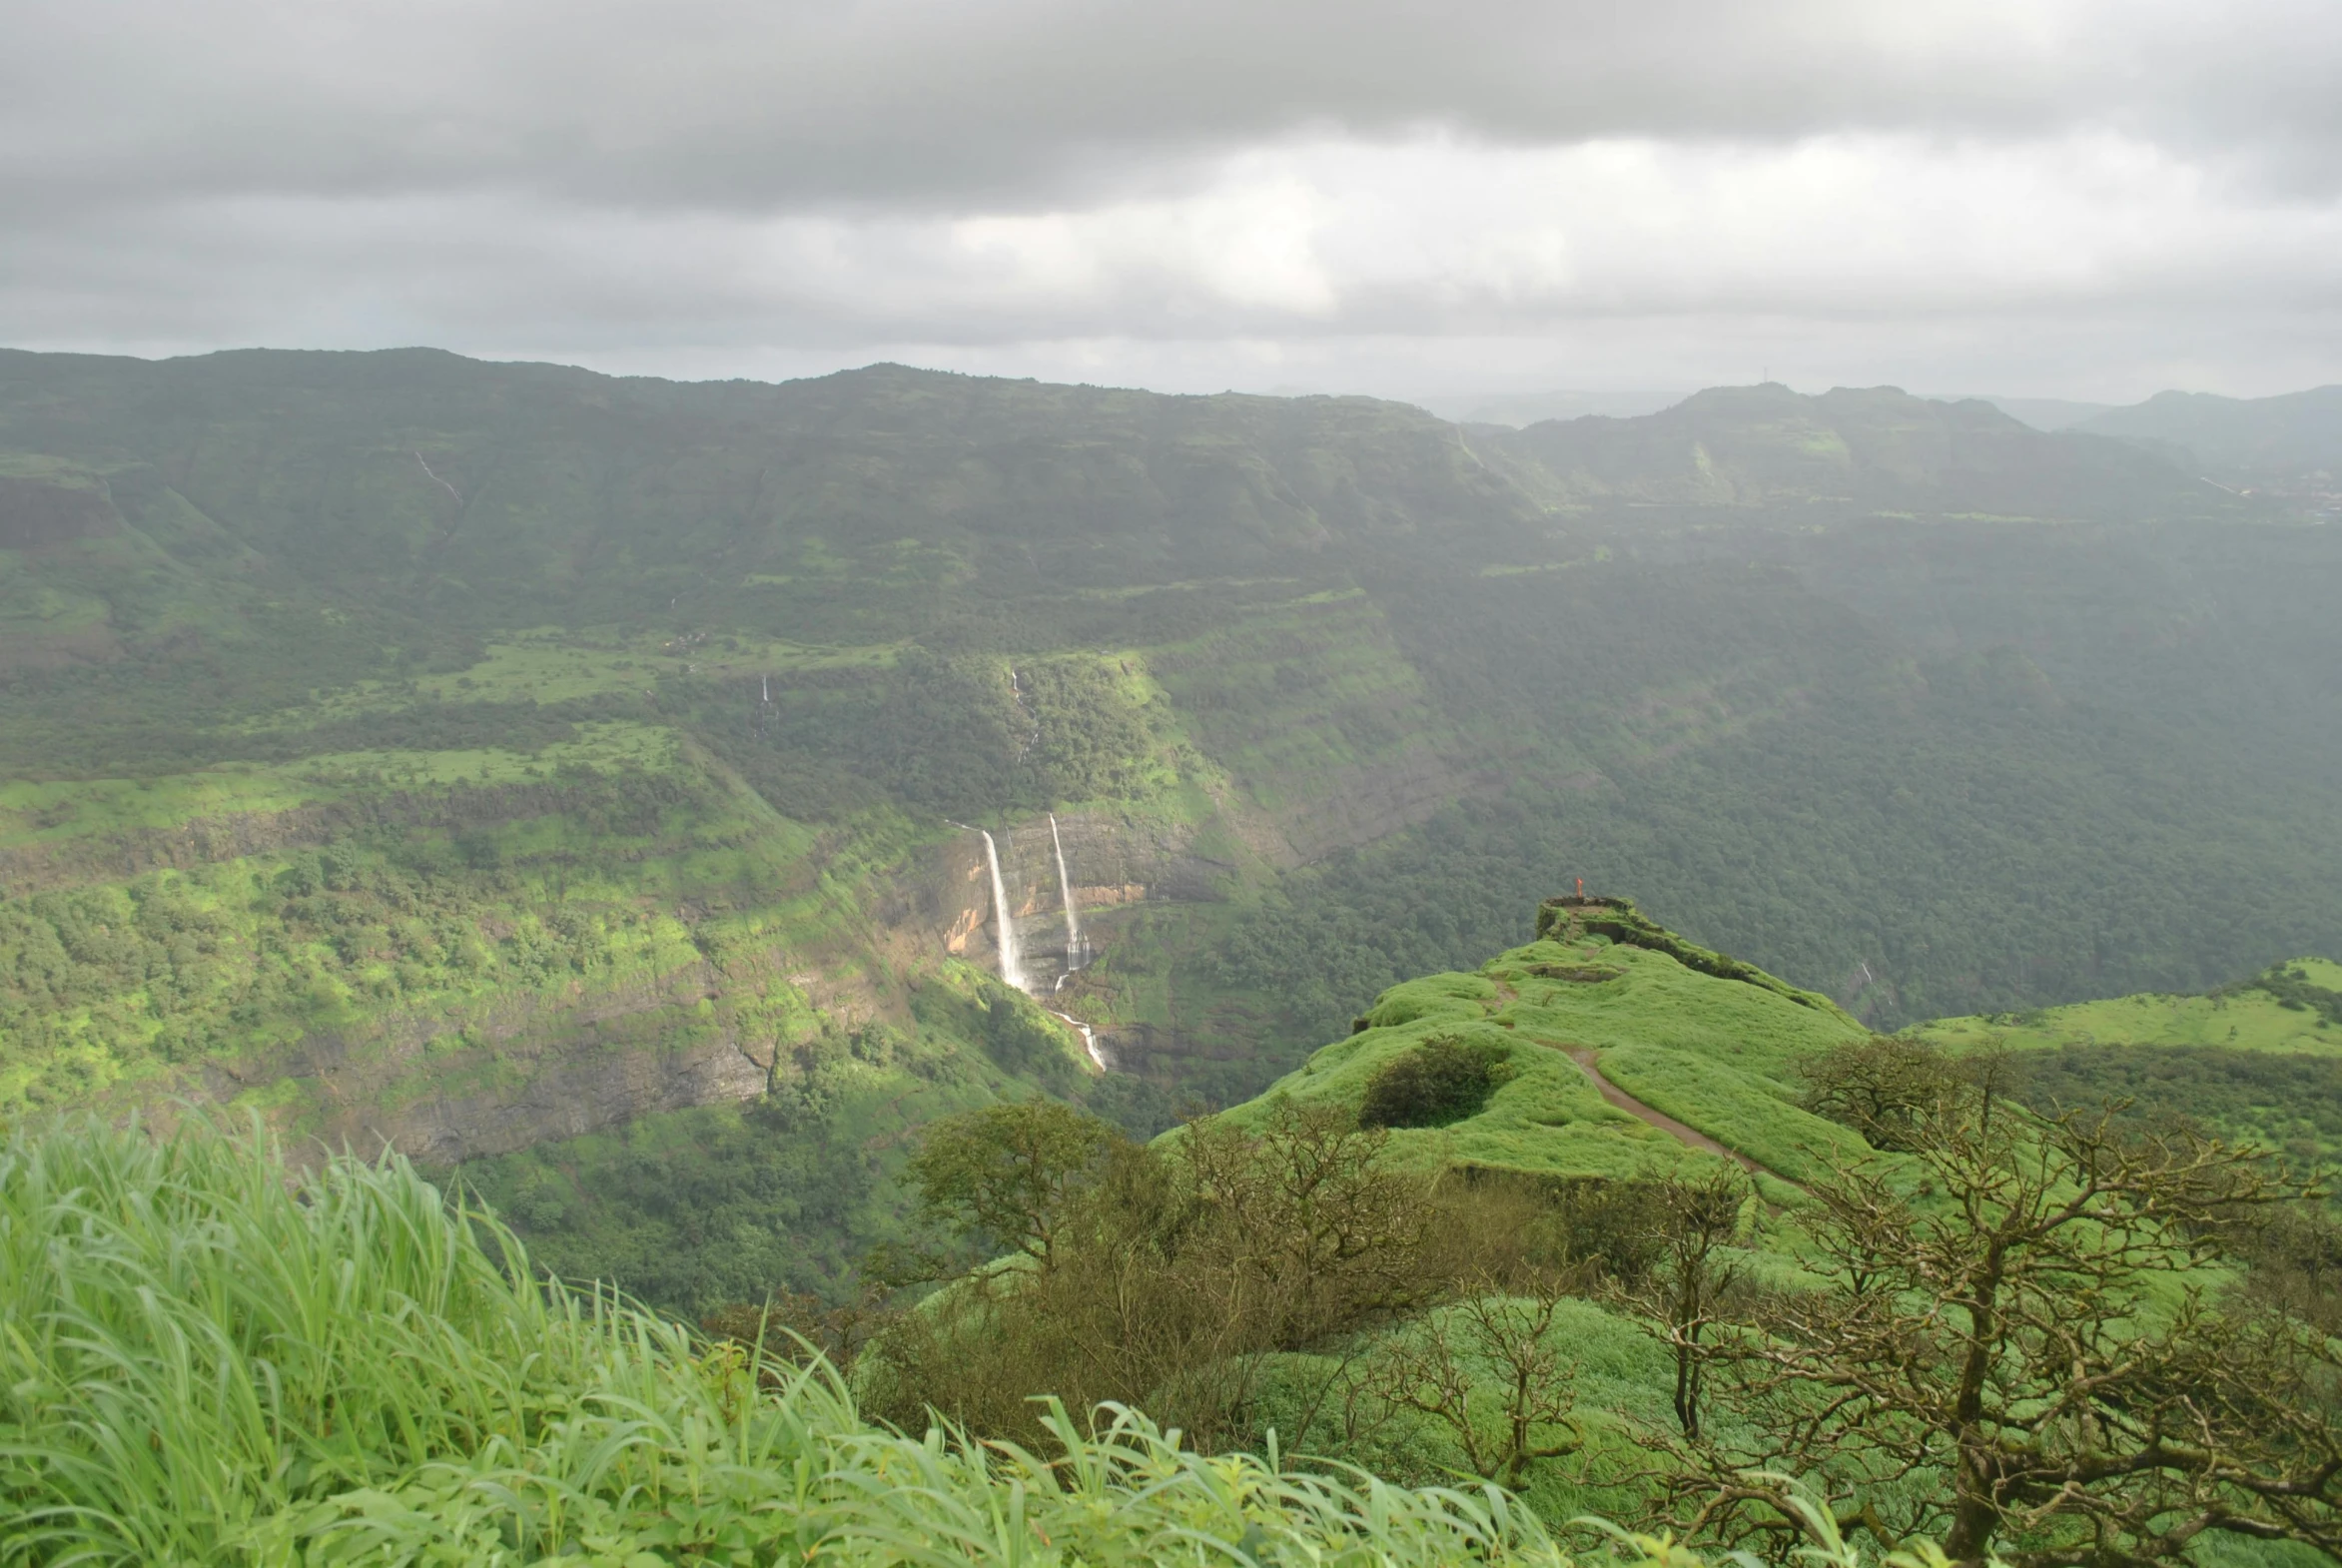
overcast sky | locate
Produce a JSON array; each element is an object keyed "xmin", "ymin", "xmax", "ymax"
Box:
[{"xmin": 5, "ymin": 0, "xmax": 2339, "ymax": 406}]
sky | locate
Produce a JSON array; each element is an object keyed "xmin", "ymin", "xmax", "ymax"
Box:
[{"xmin": 5, "ymin": 0, "xmax": 2340, "ymax": 408}]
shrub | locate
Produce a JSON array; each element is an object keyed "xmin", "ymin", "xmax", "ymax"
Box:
[
  {"xmin": 1795, "ymin": 1034, "xmax": 1965, "ymax": 1151},
  {"xmin": 1360, "ymin": 1034, "xmax": 1519, "ymax": 1129}
]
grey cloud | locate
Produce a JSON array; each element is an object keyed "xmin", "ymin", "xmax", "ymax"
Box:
[
  {"xmin": 2, "ymin": 0, "xmax": 2338, "ymax": 399},
  {"xmin": 5, "ymin": 0, "xmax": 2340, "ymax": 219}
]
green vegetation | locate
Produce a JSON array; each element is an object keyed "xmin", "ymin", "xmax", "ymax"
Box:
[
  {"xmin": 1224, "ymin": 926, "xmax": 1863, "ymax": 1199},
  {"xmin": 1916, "ymin": 960, "xmax": 2342, "ymax": 1060},
  {"xmin": 1533, "ymin": 897, "xmax": 1844, "ymax": 1016},
  {"xmin": 5, "ymin": 347, "xmax": 2342, "ymax": 1313},
  {"xmin": 1914, "ymin": 958, "xmax": 2342, "ymax": 1172},
  {"xmin": 1359, "ymin": 1032, "xmax": 1521, "ymax": 1129},
  {"xmin": 16, "ymin": 904, "xmax": 2342, "ymax": 1568},
  {"xmin": 2003, "ymin": 1046, "xmax": 2342, "ymax": 1173},
  {"xmin": 858, "ymin": 937, "xmax": 2342, "ymax": 1568},
  {"xmin": 906, "ymin": 1098, "xmax": 1121, "ymax": 1268},
  {"xmin": 0, "ymin": 1116, "xmax": 1663, "ymax": 1566},
  {"xmin": 444, "ymin": 977, "xmax": 1153, "ymax": 1317}
]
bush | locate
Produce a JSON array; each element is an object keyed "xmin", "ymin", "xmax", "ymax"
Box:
[
  {"xmin": 1795, "ymin": 1034, "xmax": 1966, "ymax": 1151},
  {"xmin": 1360, "ymin": 1034, "xmax": 1520, "ymax": 1130}
]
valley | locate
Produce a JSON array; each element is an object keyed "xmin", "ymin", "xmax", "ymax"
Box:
[{"xmin": 3, "ymin": 348, "xmax": 2340, "ymax": 1312}]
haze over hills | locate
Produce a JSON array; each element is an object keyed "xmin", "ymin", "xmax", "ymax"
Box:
[
  {"xmin": 4, "ymin": 344, "xmax": 2341, "ymax": 1304},
  {"xmin": 1493, "ymin": 382, "xmax": 2235, "ymax": 516},
  {"xmin": 15, "ymin": 0, "xmax": 2342, "ymax": 1555},
  {"xmin": 1959, "ymin": 395, "xmax": 2117, "ymax": 431},
  {"xmin": 2077, "ymin": 386, "xmax": 2342, "ymax": 515}
]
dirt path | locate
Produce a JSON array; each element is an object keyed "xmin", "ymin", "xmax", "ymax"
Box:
[
  {"xmin": 1495, "ymin": 977, "xmax": 1795, "ymax": 1191},
  {"xmin": 1560, "ymin": 1047, "xmax": 1768, "ymax": 1178}
]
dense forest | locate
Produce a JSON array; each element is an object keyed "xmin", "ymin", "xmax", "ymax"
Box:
[{"xmin": 3, "ymin": 348, "xmax": 2340, "ymax": 1311}]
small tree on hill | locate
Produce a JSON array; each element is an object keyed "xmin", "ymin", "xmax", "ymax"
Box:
[
  {"xmin": 1669, "ymin": 1092, "xmax": 2342, "ymax": 1568},
  {"xmin": 907, "ymin": 1101, "xmax": 1122, "ymax": 1271},
  {"xmin": 1179, "ymin": 1097, "xmax": 1434, "ymax": 1345},
  {"xmin": 1631, "ymin": 1165, "xmax": 1751, "ymax": 1440},
  {"xmin": 1364, "ymin": 1272, "xmax": 1585, "ymax": 1487},
  {"xmin": 1795, "ymin": 1035, "xmax": 1965, "ymax": 1151},
  {"xmin": 873, "ymin": 1096, "xmax": 1432, "ymax": 1449}
]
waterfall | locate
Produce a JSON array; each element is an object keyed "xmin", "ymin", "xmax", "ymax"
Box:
[
  {"xmin": 1008, "ymin": 667, "xmax": 1040, "ymax": 758},
  {"xmin": 979, "ymin": 829, "xmax": 1026, "ymax": 992},
  {"xmin": 1049, "ymin": 813, "xmax": 1085, "ymax": 968},
  {"xmin": 1048, "ymin": 1008, "xmax": 1108, "ymax": 1072}
]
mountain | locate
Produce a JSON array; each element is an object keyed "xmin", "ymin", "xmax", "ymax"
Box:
[
  {"xmin": 1494, "ymin": 383, "xmax": 2234, "ymax": 516},
  {"xmin": 1416, "ymin": 388, "xmax": 1690, "ymax": 426},
  {"xmin": 5, "ymin": 346, "xmax": 2342, "ymax": 1305},
  {"xmin": 20, "ymin": 904, "xmax": 2342, "ymax": 1564},
  {"xmin": 1238, "ymin": 903, "xmax": 2342, "ymax": 1202},
  {"xmin": 2078, "ymin": 386, "xmax": 2342, "ymax": 513}
]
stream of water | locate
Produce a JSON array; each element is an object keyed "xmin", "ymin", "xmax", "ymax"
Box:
[
  {"xmin": 971, "ymin": 822, "xmax": 1103, "ymax": 1070},
  {"xmin": 979, "ymin": 829, "xmax": 1025, "ymax": 993},
  {"xmin": 1048, "ymin": 813, "xmax": 1084, "ymax": 969}
]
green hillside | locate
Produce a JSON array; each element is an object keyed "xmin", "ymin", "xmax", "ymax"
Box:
[
  {"xmin": 852, "ymin": 905, "xmax": 2342, "ymax": 1567},
  {"xmin": 0, "ymin": 1117, "xmax": 1650, "ymax": 1567},
  {"xmin": 1915, "ymin": 957, "xmax": 2342, "ymax": 1172},
  {"xmin": 1919, "ymin": 957, "xmax": 2342, "ymax": 1058},
  {"xmin": 6, "ymin": 347, "xmax": 2342, "ymax": 1310},
  {"xmin": 13, "ymin": 908, "xmax": 2342, "ymax": 1567},
  {"xmin": 1225, "ymin": 915, "xmax": 2342, "ymax": 1198},
  {"xmin": 1223, "ymin": 896, "xmax": 1865, "ymax": 1205}
]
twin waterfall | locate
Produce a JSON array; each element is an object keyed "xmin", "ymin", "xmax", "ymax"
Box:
[{"xmin": 974, "ymin": 816, "xmax": 1101, "ymax": 1068}]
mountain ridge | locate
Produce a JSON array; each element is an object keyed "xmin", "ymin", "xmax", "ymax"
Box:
[{"xmin": 6, "ymin": 344, "xmax": 2342, "ymax": 1306}]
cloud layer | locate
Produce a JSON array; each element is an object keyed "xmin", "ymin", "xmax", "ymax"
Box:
[{"xmin": 5, "ymin": 0, "xmax": 2338, "ymax": 400}]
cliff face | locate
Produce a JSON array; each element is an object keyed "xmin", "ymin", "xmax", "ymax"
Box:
[
  {"xmin": 37, "ymin": 719, "xmax": 1478, "ymax": 1168},
  {"xmin": 873, "ymin": 808, "xmax": 1236, "ymax": 989},
  {"xmin": 189, "ymin": 974, "xmax": 775, "ymax": 1165},
  {"xmin": 127, "ymin": 942, "xmax": 790, "ymax": 1165}
]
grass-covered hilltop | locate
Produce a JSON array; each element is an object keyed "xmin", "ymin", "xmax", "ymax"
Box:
[
  {"xmin": 5, "ymin": 346, "xmax": 2342, "ymax": 1310},
  {"xmin": 12, "ymin": 897, "xmax": 2342, "ymax": 1567}
]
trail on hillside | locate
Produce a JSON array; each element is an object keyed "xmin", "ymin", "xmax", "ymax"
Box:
[{"xmin": 1559, "ymin": 1046, "xmax": 1792, "ymax": 1188}]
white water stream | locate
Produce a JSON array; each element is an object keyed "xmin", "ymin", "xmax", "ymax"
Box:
[
  {"xmin": 1052, "ymin": 1011, "xmax": 1108, "ymax": 1071},
  {"xmin": 968, "ymin": 823, "xmax": 1104, "ymax": 1071},
  {"xmin": 1048, "ymin": 813, "xmax": 1084, "ymax": 968},
  {"xmin": 979, "ymin": 829, "xmax": 1025, "ymax": 993}
]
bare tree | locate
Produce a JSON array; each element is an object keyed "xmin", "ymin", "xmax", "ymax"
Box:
[
  {"xmin": 1631, "ymin": 1165, "xmax": 1750, "ymax": 1440},
  {"xmin": 1670, "ymin": 1095, "xmax": 2342, "ymax": 1568},
  {"xmin": 1177, "ymin": 1097, "xmax": 1433, "ymax": 1348},
  {"xmin": 1796, "ymin": 1035, "xmax": 1965, "ymax": 1152},
  {"xmin": 871, "ymin": 1096, "xmax": 1434, "ymax": 1451},
  {"xmin": 1364, "ymin": 1273, "xmax": 1585, "ymax": 1487}
]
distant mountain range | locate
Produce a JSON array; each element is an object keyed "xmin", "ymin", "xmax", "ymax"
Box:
[
  {"xmin": 1440, "ymin": 381, "xmax": 2340, "ymax": 514},
  {"xmin": 1451, "ymin": 378, "xmax": 2340, "ymax": 519},
  {"xmin": 1490, "ymin": 383, "xmax": 2238, "ymax": 519},
  {"xmin": 2076, "ymin": 386, "xmax": 2342, "ymax": 490}
]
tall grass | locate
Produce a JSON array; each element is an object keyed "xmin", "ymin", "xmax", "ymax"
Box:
[{"xmin": 0, "ymin": 1116, "xmax": 1720, "ymax": 1565}]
